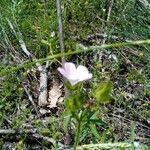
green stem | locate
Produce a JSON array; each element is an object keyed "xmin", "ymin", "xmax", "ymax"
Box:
[
  {"xmin": 74, "ymin": 120, "xmax": 81, "ymax": 150},
  {"xmin": 1, "ymin": 39, "xmax": 150, "ymax": 76}
]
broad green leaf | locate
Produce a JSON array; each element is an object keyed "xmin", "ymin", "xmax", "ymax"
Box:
[
  {"xmin": 65, "ymin": 92, "xmax": 86, "ymax": 113},
  {"xmin": 93, "ymin": 80, "xmax": 113, "ymax": 104}
]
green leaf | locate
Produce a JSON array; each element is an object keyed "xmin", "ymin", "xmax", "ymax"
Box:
[
  {"xmin": 93, "ymin": 80, "xmax": 113, "ymax": 104},
  {"xmin": 65, "ymin": 81, "xmax": 81, "ymax": 91},
  {"xmin": 89, "ymin": 119, "xmax": 107, "ymax": 126},
  {"xmin": 65, "ymin": 92, "xmax": 86, "ymax": 113},
  {"xmin": 89, "ymin": 124, "xmax": 101, "ymax": 140},
  {"xmin": 63, "ymin": 115, "xmax": 71, "ymax": 132}
]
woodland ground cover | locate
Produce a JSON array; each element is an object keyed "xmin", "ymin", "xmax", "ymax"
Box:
[{"xmin": 0, "ymin": 0, "xmax": 150, "ymax": 149}]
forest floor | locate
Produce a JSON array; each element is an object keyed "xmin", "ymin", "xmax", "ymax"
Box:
[{"xmin": 0, "ymin": 0, "xmax": 150, "ymax": 150}]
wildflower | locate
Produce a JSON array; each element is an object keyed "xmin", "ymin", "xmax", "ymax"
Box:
[{"xmin": 58, "ymin": 62, "xmax": 92, "ymax": 86}]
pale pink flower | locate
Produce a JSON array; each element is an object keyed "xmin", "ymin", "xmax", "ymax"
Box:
[{"xmin": 58, "ymin": 62, "xmax": 92, "ymax": 86}]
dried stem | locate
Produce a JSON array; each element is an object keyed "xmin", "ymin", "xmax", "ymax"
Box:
[
  {"xmin": 56, "ymin": 0, "xmax": 65, "ymax": 63},
  {"xmin": 7, "ymin": 19, "xmax": 49, "ymax": 107}
]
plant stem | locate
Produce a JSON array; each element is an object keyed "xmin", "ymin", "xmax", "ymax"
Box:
[
  {"xmin": 1, "ymin": 39, "xmax": 150, "ymax": 76},
  {"xmin": 76, "ymin": 143, "xmax": 133, "ymax": 149},
  {"xmin": 74, "ymin": 120, "xmax": 81, "ymax": 150},
  {"xmin": 56, "ymin": 0, "xmax": 65, "ymax": 63}
]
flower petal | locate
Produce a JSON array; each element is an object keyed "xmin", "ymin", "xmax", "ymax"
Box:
[
  {"xmin": 58, "ymin": 62, "xmax": 92, "ymax": 86},
  {"xmin": 64, "ymin": 62, "xmax": 76, "ymax": 76},
  {"xmin": 58, "ymin": 67, "xmax": 67, "ymax": 78},
  {"xmin": 79, "ymin": 73, "xmax": 92, "ymax": 81},
  {"xmin": 76, "ymin": 65, "xmax": 92, "ymax": 81},
  {"xmin": 69, "ymin": 78, "xmax": 80, "ymax": 86}
]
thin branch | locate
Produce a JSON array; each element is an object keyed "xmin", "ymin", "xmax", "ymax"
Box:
[
  {"xmin": 56, "ymin": 0, "xmax": 65, "ymax": 63},
  {"xmin": 56, "ymin": 0, "xmax": 70, "ymax": 97},
  {"xmin": 38, "ymin": 66, "xmax": 48, "ymax": 106},
  {"xmin": 23, "ymin": 85, "xmax": 40, "ymax": 118},
  {"xmin": 101, "ymin": 0, "xmax": 114, "ymax": 45},
  {"xmin": 0, "ymin": 128, "xmax": 68, "ymax": 149},
  {"xmin": 7, "ymin": 19, "xmax": 49, "ymax": 107},
  {"xmin": 0, "ymin": 129, "xmax": 15, "ymax": 135},
  {"xmin": 7, "ymin": 19, "xmax": 32, "ymax": 58},
  {"xmin": 0, "ymin": 128, "xmax": 55, "ymax": 146}
]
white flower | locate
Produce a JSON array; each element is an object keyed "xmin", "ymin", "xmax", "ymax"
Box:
[{"xmin": 58, "ymin": 62, "xmax": 92, "ymax": 86}]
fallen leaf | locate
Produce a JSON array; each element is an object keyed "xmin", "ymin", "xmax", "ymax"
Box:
[
  {"xmin": 39, "ymin": 108, "xmax": 51, "ymax": 115},
  {"xmin": 48, "ymin": 81, "xmax": 63, "ymax": 108}
]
